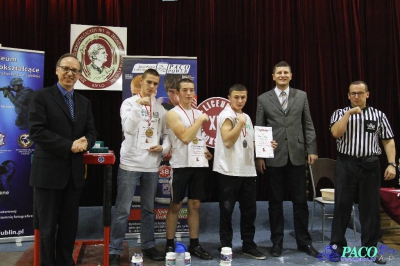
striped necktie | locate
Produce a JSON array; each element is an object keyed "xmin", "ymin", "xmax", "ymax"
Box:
[
  {"xmin": 65, "ymin": 92, "xmax": 74, "ymax": 121},
  {"xmin": 281, "ymin": 91, "xmax": 288, "ymax": 113}
]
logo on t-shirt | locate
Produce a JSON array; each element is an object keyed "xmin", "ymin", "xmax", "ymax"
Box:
[{"xmin": 364, "ymin": 120, "xmax": 377, "ymax": 133}]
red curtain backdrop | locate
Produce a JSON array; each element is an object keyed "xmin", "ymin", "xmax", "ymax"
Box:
[{"xmin": 1, "ymin": 0, "xmax": 400, "ymax": 204}]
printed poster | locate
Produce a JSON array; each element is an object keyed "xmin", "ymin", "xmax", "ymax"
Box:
[
  {"xmin": 0, "ymin": 47, "xmax": 45, "ymax": 240},
  {"xmin": 70, "ymin": 24, "xmax": 127, "ymax": 91}
]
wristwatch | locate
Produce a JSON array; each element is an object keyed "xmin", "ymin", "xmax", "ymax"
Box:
[{"xmin": 388, "ymin": 162, "xmax": 397, "ymax": 168}]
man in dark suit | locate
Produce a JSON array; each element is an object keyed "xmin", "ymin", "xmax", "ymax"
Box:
[
  {"xmin": 29, "ymin": 53, "xmax": 97, "ymax": 266},
  {"xmin": 255, "ymin": 61, "xmax": 318, "ymax": 258}
]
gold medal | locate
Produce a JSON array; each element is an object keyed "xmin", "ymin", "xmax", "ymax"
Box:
[
  {"xmin": 193, "ymin": 137, "xmax": 199, "ymax": 144},
  {"xmin": 145, "ymin": 128, "xmax": 153, "ymax": 137}
]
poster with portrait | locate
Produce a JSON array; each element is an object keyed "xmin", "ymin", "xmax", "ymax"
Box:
[
  {"xmin": 70, "ymin": 24, "xmax": 127, "ymax": 91},
  {"xmin": 0, "ymin": 47, "xmax": 44, "ymax": 240},
  {"xmin": 122, "ymin": 56, "xmax": 197, "ymax": 237}
]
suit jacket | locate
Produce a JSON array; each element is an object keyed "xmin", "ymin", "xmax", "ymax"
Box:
[
  {"xmin": 256, "ymin": 87, "xmax": 317, "ymax": 167},
  {"xmin": 28, "ymin": 84, "xmax": 97, "ymax": 189}
]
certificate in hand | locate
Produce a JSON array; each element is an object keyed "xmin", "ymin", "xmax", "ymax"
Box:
[
  {"xmin": 137, "ymin": 118, "xmax": 159, "ymax": 149},
  {"xmin": 254, "ymin": 126, "xmax": 274, "ymax": 158},
  {"xmin": 188, "ymin": 137, "xmax": 206, "ymax": 167}
]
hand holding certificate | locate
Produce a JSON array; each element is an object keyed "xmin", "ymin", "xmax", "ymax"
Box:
[
  {"xmin": 137, "ymin": 118, "xmax": 159, "ymax": 149},
  {"xmin": 254, "ymin": 126, "xmax": 274, "ymax": 158}
]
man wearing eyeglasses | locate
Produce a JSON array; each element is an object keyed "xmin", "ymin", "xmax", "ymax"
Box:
[
  {"xmin": 29, "ymin": 53, "xmax": 97, "ymax": 266},
  {"xmin": 329, "ymin": 81, "xmax": 396, "ymax": 264}
]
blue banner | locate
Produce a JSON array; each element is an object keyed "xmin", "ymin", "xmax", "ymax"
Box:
[
  {"xmin": 0, "ymin": 47, "xmax": 44, "ymax": 239},
  {"xmin": 122, "ymin": 56, "xmax": 198, "ymax": 109}
]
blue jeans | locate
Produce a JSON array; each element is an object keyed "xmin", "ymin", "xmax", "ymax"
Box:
[{"xmin": 109, "ymin": 167, "xmax": 159, "ymax": 254}]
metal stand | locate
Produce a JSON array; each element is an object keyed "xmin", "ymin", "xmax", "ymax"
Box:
[{"xmin": 33, "ymin": 152, "xmax": 115, "ymax": 266}]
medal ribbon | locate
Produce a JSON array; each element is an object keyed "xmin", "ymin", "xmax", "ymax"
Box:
[
  {"xmin": 178, "ymin": 104, "xmax": 195, "ymax": 126},
  {"xmin": 139, "ymin": 93, "xmax": 152, "ymax": 126}
]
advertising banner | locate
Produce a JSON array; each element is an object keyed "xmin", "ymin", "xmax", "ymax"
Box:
[
  {"xmin": 122, "ymin": 56, "xmax": 197, "ymax": 237},
  {"xmin": 70, "ymin": 24, "xmax": 127, "ymax": 91},
  {"xmin": 122, "ymin": 56, "xmax": 197, "ymax": 107},
  {"xmin": 0, "ymin": 47, "xmax": 45, "ymax": 240}
]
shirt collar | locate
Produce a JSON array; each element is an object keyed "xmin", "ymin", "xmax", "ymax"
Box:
[
  {"xmin": 57, "ymin": 82, "xmax": 74, "ymax": 97},
  {"xmin": 274, "ymin": 86, "xmax": 289, "ymax": 98}
]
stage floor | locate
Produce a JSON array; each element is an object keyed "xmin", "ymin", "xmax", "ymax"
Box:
[{"xmin": 1, "ymin": 201, "xmax": 400, "ymax": 265}]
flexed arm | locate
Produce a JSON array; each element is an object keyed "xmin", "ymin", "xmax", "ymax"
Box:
[
  {"xmin": 331, "ymin": 107, "xmax": 361, "ymax": 138},
  {"xmin": 166, "ymin": 110, "xmax": 209, "ymax": 145}
]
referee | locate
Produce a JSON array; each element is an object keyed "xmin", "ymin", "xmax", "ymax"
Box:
[{"xmin": 329, "ymin": 80, "xmax": 396, "ymax": 264}]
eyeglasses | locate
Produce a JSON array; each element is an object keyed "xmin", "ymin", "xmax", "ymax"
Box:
[
  {"xmin": 58, "ymin": 66, "xmax": 82, "ymax": 75},
  {"xmin": 348, "ymin": 92, "xmax": 366, "ymax": 97}
]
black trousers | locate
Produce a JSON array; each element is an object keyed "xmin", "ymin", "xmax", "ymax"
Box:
[
  {"xmin": 266, "ymin": 160, "xmax": 312, "ymax": 247},
  {"xmin": 330, "ymin": 154, "xmax": 382, "ymax": 250},
  {"xmin": 36, "ymin": 177, "xmax": 82, "ymax": 266},
  {"xmin": 218, "ymin": 173, "xmax": 257, "ymax": 249}
]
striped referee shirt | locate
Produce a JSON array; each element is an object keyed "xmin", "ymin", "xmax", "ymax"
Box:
[{"xmin": 330, "ymin": 106, "xmax": 394, "ymax": 156}]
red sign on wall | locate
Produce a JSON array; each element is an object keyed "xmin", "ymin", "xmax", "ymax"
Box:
[{"xmin": 197, "ymin": 97, "xmax": 230, "ymax": 148}]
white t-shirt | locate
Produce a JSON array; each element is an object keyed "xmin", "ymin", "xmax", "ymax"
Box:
[
  {"xmin": 213, "ymin": 105, "xmax": 256, "ymax": 177},
  {"xmin": 168, "ymin": 105, "xmax": 209, "ymax": 168}
]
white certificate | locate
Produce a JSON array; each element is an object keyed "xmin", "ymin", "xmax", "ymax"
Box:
[
  {"xmin": 137, "ymin": 118, "xmax": 159, "ymax": 149},
  {"xmin": 188, "ymin": 137, "xmax": 206, "ymax": 167},
  {"xmin": 254, "ymin": 126, "xmax": 274, "ymax": 158}
]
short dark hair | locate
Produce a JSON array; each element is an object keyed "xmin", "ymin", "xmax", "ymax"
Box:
[
  {"xmin": 142, "ymin": 69, "xmax": 160, "ymax": 79},
  {"xmin": 56, "ymin": 53, "xmax": 83, "ymax": 71},
  {"xmin": 176, "ymin": 78, "xmax": 195, "ymax": 92},
  {"xmin": 350, "ymin": 80, "xmax": 369, "ymax": 92},
  {"xmin": 163, "ymin": 74, "xmax": 182, "ymax": 92},
  {"xmin": 229, "ymin": 84, "xmax": 248, "ymax": 95},
  {"xmin": 273, "ymin": 61, "xmax": 291, "ymax": 74}
]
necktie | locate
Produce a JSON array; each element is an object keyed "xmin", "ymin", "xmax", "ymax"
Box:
[
  {"xmin": 65, "ymin": 92, "xmax": 74, "ymax": 121},
  {"xmin": 281, "ymin": 91, "xmax": 288, "ymax": 113}
]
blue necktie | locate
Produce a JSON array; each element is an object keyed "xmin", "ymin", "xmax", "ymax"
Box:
[{"xmin": 65, "ymin": 92, "xmax": 74, "ymax": 121}]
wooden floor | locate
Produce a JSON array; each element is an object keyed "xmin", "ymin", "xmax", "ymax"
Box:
[{"xmin": 381, "ymin": 211, "xmax": 400, "ymax": 251}]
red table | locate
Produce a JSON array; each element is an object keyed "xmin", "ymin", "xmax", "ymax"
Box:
[
  {"xmin": 380, "ymin": 187, "xmax": 400, "ymax": 225},
  {"xmin": 34, "ymin": 151, "xmax": 116, "ymax": 266}
]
